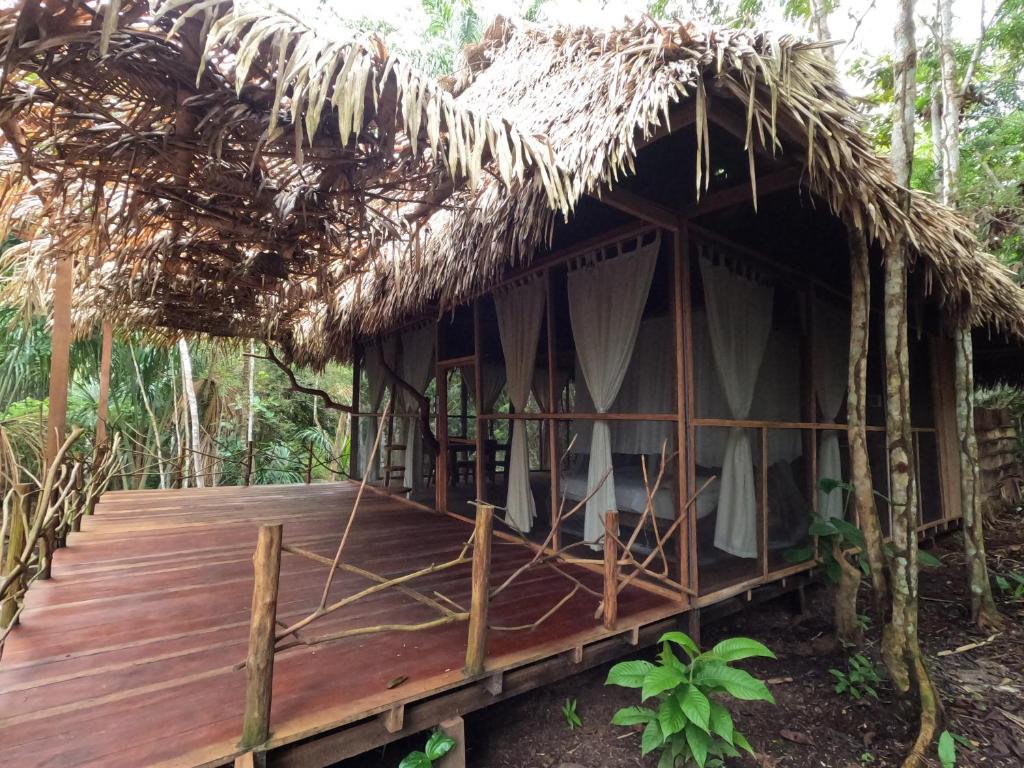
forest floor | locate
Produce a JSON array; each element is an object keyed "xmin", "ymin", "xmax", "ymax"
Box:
[{"xmin": 340, "ymin": 510, "xmax": 1024, "ymax": 768}]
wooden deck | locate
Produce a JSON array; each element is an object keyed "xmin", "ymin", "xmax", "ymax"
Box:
[{"xmin": 0, "ymin": 482, "xmax": 678, "ymax": 768}]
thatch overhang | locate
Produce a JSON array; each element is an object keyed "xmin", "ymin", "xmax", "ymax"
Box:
[
  {"xmin": 314, "ymin": 16, "xmax": 1024, "ymax": 366},
  {"xmin": 0, "ymin": 0, "xmax": 571, "ymax": 357}
]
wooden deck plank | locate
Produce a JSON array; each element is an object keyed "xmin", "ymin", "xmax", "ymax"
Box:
[{"xmin": 0, "ymin": 482, "xmax": 675, "ymax": 768}]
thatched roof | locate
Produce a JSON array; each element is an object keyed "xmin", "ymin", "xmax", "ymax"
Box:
[
  {"xmin": 2, "ymin": 9, "xmax": 1022, "ymax": 364},
  {"xmin": 299, "ymin": 16, "xmax": 1024, "ymax": 365},
  {"xmin": 0, "ymin": 0, "xmax": 569, "ymax": 342}
]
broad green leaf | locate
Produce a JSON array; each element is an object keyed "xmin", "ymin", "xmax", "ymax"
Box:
[
  {"xmin": 657, "ymin": 749, "xmax": 676, "ymax": 768},
  {"xmin": 642, "ymin": 665, "xmax": 685, "ymax": 701},
  {"xmin": 424, "ymin": 731, "xmax": 455, "ymax": 761},
  {"xmin": 660, "ymin": 630, "xmax": 700, "ymax": 659},
  {"xmin": 918, "ymin": 550, "xmax": 943, "ymax": 568},
  {"xmin": 938, "ymin": 730, "xmax": 956, "ymax": 768},
  {"xmin": 784, "ymin": 545, "xmax": 816, "ymax": 564},
  {"xmin": 642, "ymin": 720, "xmax": 665, "ymax": 756},
  {"xmin": 710, "ymin": 637, "xmax": 775, "ymax": 662},
  {"xmin": 833, "ymin": 517, "xmax": 866, "ymax": 549},
  {"xmin": 692, "ymin": 664, "xmax": 775, "ymax": 703},
  {"xmin": 734, "ymin": 730, "xmax": 755, "ymax": 756},
  {"xmin": 611, "ymin": 705, "xmax": 657, "ymax": 726},
  {"xmin": 823, "ymin": 557, "xmax": 841, "ymax": 585},
  {"xmin": 606, "ymin": 659, "xmax": 656, "ymax": 688},
  {"xmin": 658, "ymin": 696, "xmax": 688, "ymax": 736},
  {"xmin": 677, "ymin": 684, "xmax": 711, "ymax": 730},
  {"xmin": 685, "ymin": 721, "xmax": 711, "ymax": 767},
  {"xmin": 398, "ymin": 751, "xmax": 431, "ymax": 768},
  {"xmin": 817, "ymin": 477, "xmax": 852, "ymax": 495},
  {"xmin": 659, "ymin": 640, "xmax": 688, "ymax": 673},
  {"xmin": 808, "ymin": 518, "xmax": 839, "ymax": 537},
  {"xmin": 708, "ymin": 701, "xmax": 734, "ymax": 744}
]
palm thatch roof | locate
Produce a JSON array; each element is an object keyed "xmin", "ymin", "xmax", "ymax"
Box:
[
  {"xmin": 0, "ymin": 0, "xmax": 569, "ymax": 343},
  {"xmin": 300, "ymin": 16, "xmax": 1024, "ymax": 366}
]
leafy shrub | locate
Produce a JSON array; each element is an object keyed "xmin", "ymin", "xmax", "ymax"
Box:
[
  {"xmin": 606, "ymin": 631, "xmax": 775, "ymax": 768},
  {"xmin": 398, "ymin": 730, "xmax": 455, "ymax": 768},
  {"xmin": 994, "ymin": 571, "xmax": 1024, "ymax": 598},
  {"xmin": 830, "ymin": 652, "xmax": 882, "ymax": 700},
  {"xmin": 561, "ymin": 697, "xmax": 582, "ymax": 730}
]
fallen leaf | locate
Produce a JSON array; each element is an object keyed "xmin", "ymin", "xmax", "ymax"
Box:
[
  {"xmin": 780, "ymin": 729, "xmax": 814, "ymax": 746},
  {"xmin": 766, "ymin": 676, "xmax": 794, "ymax": 685},
  {"xmin": 386, "ymin": 675, "xmax": 408, "ymax": 689}
]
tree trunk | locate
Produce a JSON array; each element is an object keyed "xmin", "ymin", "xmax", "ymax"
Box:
[
  {"xmin": 178, "ymin": 339, "xmax": 204, "ymax": 489},
  {"xmin": 888, "ymin": 4, "xmax": 942, "ymax": 765},
  {"xmin": 246, "ymin": 338, "xmax": 256, "ymax": 444},
  {"xmin": 130, "ymin": 344, "xmax": 167, "ymax": 488},
  {"xmin": 953, "ymin": 326, "xmax": 1003, "ymax": 630},
  {"xmin": 847, "ymin": 228, "xmax": 889, "ymax": 614},
  {"xmin": 809, "ymin": 0, "xmax": 835, "ymax": 61},
  {"xmin": 938, "ymin": 0, "xmax": 961, "ymax": 206},
  {"xmin": 833, "ymin": 538, "xmax": 863, "ymax": 646}
]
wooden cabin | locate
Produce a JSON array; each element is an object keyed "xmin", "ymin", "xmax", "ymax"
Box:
[
  {"xmin": 338, "ymin": 17, "xmax": 1022, "ymax": 606},
  {"xmin": 3, "ymin": 7, "xmax": 1024, "ymax": 768}
]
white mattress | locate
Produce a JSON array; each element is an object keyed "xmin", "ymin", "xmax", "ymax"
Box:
[{"xmin": 560, "ymin": 465, "xmax": 720, "ymax": 520}]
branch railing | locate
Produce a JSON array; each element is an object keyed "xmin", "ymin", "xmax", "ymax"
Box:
[{"xmin": 0, "ymin": 429, "xmax": 121, "ymax": 648}]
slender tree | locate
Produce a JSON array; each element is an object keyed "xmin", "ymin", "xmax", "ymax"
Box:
[
  {"xmin": 935, "ymin": 0, "xmax": 1005, "ymax": 630},
  {"xmin": 886, "ymin": 2, "xmax": 941, "ymax": 764},
  {"xmin": 178, "ymin": 338, "xmax": 204, "ymax": 489}
]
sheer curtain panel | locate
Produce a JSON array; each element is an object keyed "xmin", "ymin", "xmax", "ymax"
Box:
[
  {"xmin": 568, "ymin": 234, "xmax": 660, "ymax": 545},
  {"xmin": 699, "ymin": 248, "xmax": 774, "ymax": 558},
  {"xmin": 359, "ymin": 338, "xmax": 395, "ymax": 483},
  {"xmin": 399, "ymin": 325, "xmax": 436, "ymax": 490},
  {"xmin": 495, "ymin": 279, "xmax": 546, "ymax": 533},
  {"xmin": 813, "ymin": 298, "xmax": 850, "ymax": 519}
]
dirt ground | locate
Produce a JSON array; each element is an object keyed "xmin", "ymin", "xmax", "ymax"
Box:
[{"xmin": 341, "ymin": 511, "xmax": 1024, "ymax": 768}]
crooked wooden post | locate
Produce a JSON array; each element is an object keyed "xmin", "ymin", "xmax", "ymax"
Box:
[
  {"xmin": 464, "ymin": 503, "xmax": 493, "ymax": 676},
  {"xmin": 603, "ymin": 511, "xmax": 619, "ymax": 630},
  {"xmin": 240, "ymin": 523, "xmax": 282, "ymax": 750},
  {"xmin": 304, "ymin": 442, "xmax": 314, "ymax": 485},
  {"xmin": 1, "ymin": 485, "xmax": 29, "ymax": 628}
]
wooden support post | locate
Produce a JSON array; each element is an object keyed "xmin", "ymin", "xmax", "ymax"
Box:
[
  {"xmin": 350, "ymin": 344, "xmax": 361, "ymax": 479},
  {"xmin": 436, "ymin": 352, "xmax": 449, "ymax": 514},
  {"xmin": 546, "ymin": 269, "xmax": 560, "ymax": 551},
  {"xmin": 45, "ymin": 253, "xmax": 74, "ymax": 468},
  {"xmin": 383, "ymin": 704, "xmax": 404, "ymax": 733},
  {"xmin": 304, "ymin": 442, "xmax": 313, "ymax": 485},
  {"xmin": 687, "ymin": 608, "xmax": 702, "ymax": 648},
  {"xmin": 473, "ymin": 301, "xmax": 485, "ymax": 506},
  {"xmin": 436, "ymin": 716, "xmax": 466, "ymax": 768},
  {"xmin": 240, "ymin": 523, "xmax": 282, "ymax": 750},
  {"xmin": 96, "ymin": 320, "xmax": 113, "ymax": 447},
  {"xmin": 464, "ymin": 503, "xmax": 493, "ymax": 676},
  {"xmin": 603, "ymin": 510, "xmax": 619, "ymax": 630},
  {"xmin": 244, "ymin": 440, "xmax": 254, "ymax": 487}
]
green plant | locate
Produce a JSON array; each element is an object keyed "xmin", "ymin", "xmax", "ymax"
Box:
[
  {"xmin": 937, "ymin": 730, "xmax": 956, "ymax": 768},
  {"xmin": 994, "ymin": 571, "xmax": 1024, "ymax": 598},
  {"xmin": 561, "ymin": 697, "xmax": 582, "ymax": 730},
  {"xmin": 606, "ymin": 631, "xmax": 775, "ymax": 768},
  {"xmin": 829, "ymin": 652, "xmax": 882, "ymax": 700},
  {"xmin": 398, "ymin": 730, "xmax": 456, "ymax": 768}
]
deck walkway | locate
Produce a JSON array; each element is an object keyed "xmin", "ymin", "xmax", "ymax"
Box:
[{"xmin": 0, "ymin": 482, "xmax": 677, "ymax": 768}]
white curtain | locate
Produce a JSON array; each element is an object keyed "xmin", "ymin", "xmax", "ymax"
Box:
[
  {"xmin": 813, "ymin": 298, "xmax": 849, "ymax": 519},
  {"xmin": 700, "ymin": 250, "xmax": 774, "ymax": 559},
  {"xmin": 753, "ymin": 328, "xmax": 804, "ymax": 463},
  {"xmin": 495, "ymin": 280, "xmax": 546, "ymax": 533},
  {"xmin": 359, "ymin": 338, "xmax": 395, "ymax": 483},
  {"xmin": 399, "ymin": 325, "xmax": 436, "ymax": 490},
  {"xmin": 569, "ymin": 234, "xmax": 660, "ymax": 545}
]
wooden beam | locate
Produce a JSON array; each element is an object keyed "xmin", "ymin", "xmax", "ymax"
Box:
[
  {"xmin": 436, "ymin": 716, "xmax": 466, "ymax": 768},
  {"xmin": 685, "ymin": 166, "xmax": 803, "ymax": 218},
  {"xmin": 240, "ymin": 523, "xmax": 283, "ymax": 749},
  {"xmin": 464, "ymin": 503, "xmax": 493, "ymax": 676},
  {"xmin": 593, "ymin": 185, "xmax": 680, "ymax": 231},
  {"xmin": 96, "ymin": 320, "xmax": 113, "ymax": 447},
  {"xmin": 44, "ymin": 253, "xmax": 73, "ymax": 467},
  {"xmin": 673, "ymin": 227, "xmax": 694, "ymax": 600}
]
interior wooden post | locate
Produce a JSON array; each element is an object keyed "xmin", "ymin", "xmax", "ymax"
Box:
[
  {"xmin": 436, "ymin": 322, "xmax": 449, "ymax": 514},
  {"xmin": 759, "ymin": 427, "xmax": 768, "ymax": 578},
  {"xmin": 675, "ymin": 224, "xmax": 698, "ymax": 598},
  {"xmin": 45, "ymin": 253, "xmax": 74, "ymax": 468},
  {"xmin": 464, "ymin": 503, "xmax": 493, "ymax": 676},
  {"xmin": 602, "ymin": 510, "xmax": 620, "ymax": 629},
  {"xmin": 473, "ymin": 301, "xmax": 485, "ymax": 505},
  {"xmin": 546, "ymin": 268, "xmax": 560, "ymax": 551},
  {"xmin": 350, "ymin": 344, "xmax": 361, "ymax": 479},
  {"xmin": 240, "ymin": 523, "xmax": 282, "ymax": 749},
  {"xmin": 803, "ymin": 286, "xmax": 818, "ymax": 511},
  {"xmin": 96, "ymin": 320, "xmax": 113, "ymax": 447}
]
